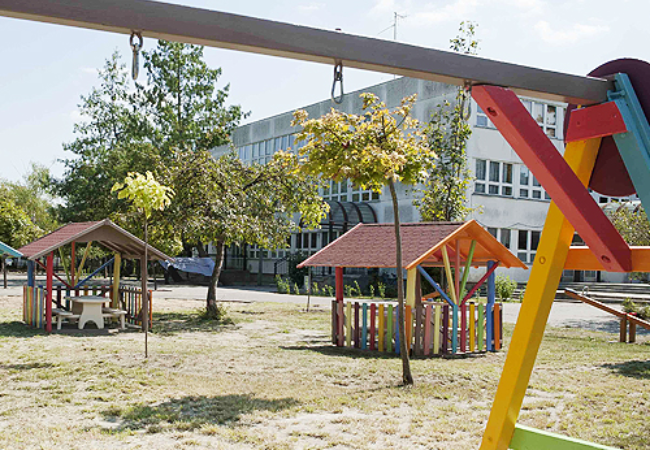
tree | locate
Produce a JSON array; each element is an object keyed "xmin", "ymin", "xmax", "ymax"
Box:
[
  {"xmin": 292, "ymin": 93, "xmax": 434, "ymax": 386},
  {"xmin": 137, "ymin": 41, "xmax": 246, "ymax": 157},
  {"xmin": 112, "ymin": 171, "xmax": 173, "ymax": 357},
  {"xmin": 415, "ymin": 21, "xmax": 479, "ymax": 222},
  {"xmin": 169, "ymin": 149, "xmax": 326, "ymax": 319}
]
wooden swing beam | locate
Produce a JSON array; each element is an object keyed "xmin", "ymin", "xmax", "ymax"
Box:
[{"xmin": 0, "ymin": 0, "xmax": 612, "ymax": 105}]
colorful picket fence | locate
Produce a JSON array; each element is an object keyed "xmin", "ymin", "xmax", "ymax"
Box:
[
  {"xmin": 23, "ymin": 286, "xmax": 46, "ymax": 328},
  {"xmin": 22, "ymin": 284, "xmax": 153, "ymax": 329},
  {"xmin": 332, "ymin": 300, "xmax": 503, "ymax": 356}
]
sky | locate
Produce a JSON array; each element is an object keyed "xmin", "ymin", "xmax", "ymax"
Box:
[{"xmin": 0, "ymin": 0, "xmax": 647, "ymax": 182}]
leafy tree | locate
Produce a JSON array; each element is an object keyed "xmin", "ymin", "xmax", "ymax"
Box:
[
  {"xmin": 4, "ymin": 163, "xmax": 58, "ymax": 234},
  {"xmin": 0, "ymin": 186, "xmax": 41, "ymax": 248},
  {"xmin": 608, "ymin": 203, "xmax": 650, "ymax": 246},
  {"xmin": 415, "ymin": 21, "xmax": 479, "ymax": 222},
  {"xmin": 112, "ymin": 171, "xmax": 173, "ymax": 357},
  {"xmin": 137, "ymin": 41, "xmax": 246, "ymax": 157},
  {"xmin": 169, "ymin": 149, "xmax": 326, "ymax": 319},
  {"xmin": 292, "ymin": 93, "xmax": 434, "ymax": 386}
]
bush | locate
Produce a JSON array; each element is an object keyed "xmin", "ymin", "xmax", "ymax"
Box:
[
  {"xmin": 275, "ymin": 275, "xmax": 290, "ymax": 294},
  {"xmin": 311, "ymin": 282, "xmax": 320, "ymax": 296},
  {"xmin": 293, "ymin": 283, "xmax": 301, "ymax": 295},
  {"xmin": 369, "ymin": 285, "xmax": 375, "ymax": 299},
  {"xmin": 377, "ymin": 282, "xmax": 386, "ymax": 299},
  {"xmin": 354, "ymin": 281, "xmax": 362, "ymax": 297},
  {"xmin": 623, "ymin": 298, "xmax": 650, "ymax": 320},
  {"xmin": 344, "ymin": 284, "xmax": 355, "ymax": 298},
  {"xmin": 324, "ymin": 285, "xmax": 334, "ymax": 297},
  {"xmin": 287, "ymin": 252, "xmax": 308, "ymax": 286},
  {"xmin": 495, "ymin": 274, "xmax": 517, "ymax": 301}
]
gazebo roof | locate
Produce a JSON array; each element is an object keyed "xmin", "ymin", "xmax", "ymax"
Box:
[
  {"xmin": 0, "ymin": 241, "xmax": 22, "ymax": 258},
  {"xmin": 18, "ymin": 219, "xmax": 171, "ymax": 261},
  {"xmin": 298, "ymin": 220, "xmax": 527, "ymax": 270}
]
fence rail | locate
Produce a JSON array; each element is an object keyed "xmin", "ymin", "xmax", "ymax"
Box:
[
  {"xmin": 332, "ymin": 300, "xmax": 503, "ymax": 356},
  {"xmin": 22, "ymin": 283, "xmax": 152, "ymax": 330}
]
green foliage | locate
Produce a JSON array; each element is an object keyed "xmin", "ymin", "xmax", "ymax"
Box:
[
  {"xmin": 275, "ymin": 275, "xmax": 290, "ymax": 294},
  {"xmin": 415, "ymin": 21, "xmax": 479, "ymax": 222},
  {"xmin": 369, "ymin": 285, "xmax": 375, "ymax": 299},
  {"xmin": 292, "ymin": 93, "xmax": 433, "ymax": 192},
  {"xmin": 112, "ymin": 171, "xmax": 173, "ymax": 220},
  {"xmin": 354, "ymin": 281, "xmax": 362, "ymax": 297},
  {"xmin": 344, "ymin": 285, "xmax": 355, "ymax": 298},
  {"xmin": 287, "ymin": 252, "xmax": 310, "ymax": 286},
  {"xmin": 324, "ymin": 285, "xmax": 334, "ymax": 297},
  {"xmin": 622, "ymin": 298, "xmax": 650, "ymax": 320},
  {"xmin": 608, "ymin": 203, "xmax": 650, "ymax": 246},
  {"xmin": 311, "ymin": 282, "xmax": 320, "ymax": 296},
  {"xmin": 378, "ymin": 282, "xmax": 386, "ymax": 299},
  {"xmin": 170, "ymin": 150, "xmax": 326, "ymax": 266},
  {"xmin": 293, "ymin": 283, "xmax": 301, "ymax": 295},
  {"xmin": 0, "ymin": 186, "xmax": 41, "ymax": 248},
  {"xmin": 495, "ymin": 274, "xmax": 517, "ymax": 302}
]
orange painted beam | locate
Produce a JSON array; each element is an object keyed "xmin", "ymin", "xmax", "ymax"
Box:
[{"xmin": 565, "ymin": 246, "xmax": 650, "ymax": 272}]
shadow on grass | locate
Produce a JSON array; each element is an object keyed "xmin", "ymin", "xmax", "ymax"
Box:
[
  {"xmin": 151, "ymin": 311, "xmax": 235, "ymax": 335},
  {"xmin": 281, "ymin": 344, "xmax": 490, "ymax": 361},
  {"xmin": 603, "ymin": 360, "xmax": 650, "ymax": 379},
  {"xmin": 103, "ymin": 394, "xmax": 298, "ymax": 432},
  {"xmin": 0, "ymin": 321, "xmax": 46, "ymax": 338},
  {"xmin": 0, "ymin": 362, "xmax": 55, "ymax": 371}
]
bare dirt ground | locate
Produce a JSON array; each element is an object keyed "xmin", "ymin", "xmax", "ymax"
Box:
[{"xmin": 0, "ymin": 285, "xmax": 649, "ymax": 449}]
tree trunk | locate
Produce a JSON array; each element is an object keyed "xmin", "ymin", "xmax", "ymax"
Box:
[
  {"xmin": 206, "ymin": 239, "xmax": 225, "ymax": 319},
  {"xmin": 196, "ymin": 241, "xmax": 209, "ymax": 257},
  {"xmin": 388, "ymin": 179, "xmax": 413, "ymax": 386},
  {"xmin": 142, "ymin": 218, "xmax": 149, "ymax": 358},
  {"xmin": 2, "ymin": 256, "xmax": 6, "ymax": 289}
]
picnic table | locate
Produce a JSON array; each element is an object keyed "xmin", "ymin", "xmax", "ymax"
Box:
[{"xmin": 60, "ymin": 296, "xmax": 126, "ymax": 330}]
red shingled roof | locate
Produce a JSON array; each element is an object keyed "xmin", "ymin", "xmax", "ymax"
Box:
[
  {"xmin": 18, "ymin": 219, "xmax": 171, "ymax": 261},
  {"xmin": 298, "ymin": 220, "xmax": 526, "ymax": 269}
]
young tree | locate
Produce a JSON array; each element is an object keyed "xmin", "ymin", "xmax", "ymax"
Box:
[
  {"xmin": 169, "ymin": 149, "xmax": 326, "ymax": 319},
  {"xmin": 292, "ymin": 93, "xmax": 434, "ymax": 386},
  {"xmin": 112, "ymin": 171, "xmax": 173, "ymax": 357},
  {"xmin": 415, "ymin": 21, "xmax": 479, "ymax": 222}
]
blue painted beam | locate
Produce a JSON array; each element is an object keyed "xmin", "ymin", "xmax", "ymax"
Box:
[
  {"xmin": 609, "ymin": 73, "xmax": 650, "ymax": 222},
  {"xmin": 416, "ymin": 266, "xmax": 454, "ymax": 307},
  {"xmin": 73, "ymin": 257, "xmax": 115, "ymax": 289}
]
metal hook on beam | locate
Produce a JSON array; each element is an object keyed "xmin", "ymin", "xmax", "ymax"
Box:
[{"xmin": 331, "ymin": 61, "xmax": 344, "ymax": 104}]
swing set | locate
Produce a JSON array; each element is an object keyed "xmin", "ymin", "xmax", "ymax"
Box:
[{"xmin": 1, "ymin": 1, "xmax": 647, "ymax": 448}]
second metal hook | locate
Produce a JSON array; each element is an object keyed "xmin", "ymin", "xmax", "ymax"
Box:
[{"xmin": 331, "ymin": 62, "xmax": 344, "ymax": 104}]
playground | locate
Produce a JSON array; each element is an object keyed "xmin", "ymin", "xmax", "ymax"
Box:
[{"xmin": 0, "ymin": 281, "xmax": 648, "ymax": 449}]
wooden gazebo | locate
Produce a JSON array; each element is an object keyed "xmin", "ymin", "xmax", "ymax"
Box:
[
  {"xmin": 18, "ymin": 219, "xmax": 171, "ymax": 332},
  {"xmin": 299, "ymin": 220, "xmax": 526, "ymax": 356}
]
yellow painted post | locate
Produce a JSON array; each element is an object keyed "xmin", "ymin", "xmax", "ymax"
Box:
[
  {"xmin": 77, "ymin": 242, "xmax": 92, "ymax": 280},
  {"xmin": 345, "ymin": 302, "xmax": 352, "ymax": 347},
  {"xmin": 112, "ymin": 253, "xmax": 121, "ymax": 308},
  {"xmin": 406, "ymin": 267, "xmax": 417, "ymax": 307},
  {"xmin": 378, "ymin": 304, "xmax": 385, "ymax": 352},
  {"xmin": 441, "ymin": 245, "xmax": 457, "ymax": 304},
  {"xmin": 480, "ymin": 138, "xmax": 602, "ymax": 450}
]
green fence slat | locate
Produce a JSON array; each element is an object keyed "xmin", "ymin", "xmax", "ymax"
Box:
[{"xmin": 510, "ymin": 425, "xmax": 620, "ymax": 450}]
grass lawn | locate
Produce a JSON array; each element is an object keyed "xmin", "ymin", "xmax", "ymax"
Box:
[{"xmin": 0, "ymin": 296, "xmax": 649, "ymax": 449}]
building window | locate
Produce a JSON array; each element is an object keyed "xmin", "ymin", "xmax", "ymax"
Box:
[
  {"xmin": 476, "ymin": 104, "xmax": 496, "ymax": 129},
  {"xmin": 322, "ymin": 179, "xmax": 379, "ymax": 202},
  {"xmin": 488, "ymin": 228, "xmax": 512, "ymax": 249},
  {"xmin": 521, "ymin": 100, "xmax": 560, "ymax": 139},
  {"xmin": 475, "ymin": 159, "xmax": 512, "ymax": 196},
  {"xmin": 519, "ymin": 166, "xmax": 550, "ymax": 200},
  {"xmin": 517, "ymin": 230, "xmax": 540, "ymax": 264}
]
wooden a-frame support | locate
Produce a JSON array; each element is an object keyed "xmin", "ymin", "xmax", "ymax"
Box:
[{"xmin": 475, "ymin": 76, "xmax": 649, "ymax": 449}]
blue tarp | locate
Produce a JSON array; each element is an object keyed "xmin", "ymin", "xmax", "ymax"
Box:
[
  {"xmin": 0, "ymin": 241, "xmax": 22, "ymax": 258},
  {"xmin": 160, "ymin": 257, "xmax": 215, "ymax": 277}
]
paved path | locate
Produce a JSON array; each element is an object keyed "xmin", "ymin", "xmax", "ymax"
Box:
[{"xmin": 3, "ymin": 274, "xmax": 645, "ymax": 335}]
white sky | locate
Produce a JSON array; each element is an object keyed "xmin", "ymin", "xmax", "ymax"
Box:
[{"xmin": 0, "ymin": 0, "xmax": 647, "ymax": 182}]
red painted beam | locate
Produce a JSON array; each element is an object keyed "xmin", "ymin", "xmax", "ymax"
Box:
[
  {"xmin": 565, "ymin": 101, "xmax": 627, "ymax": 142},
  {"xmin": 472, "ymin": 85, "xmax": 631, "ymax": 272},
  {"xmin": 462, "ymin": 262, "xmax": 499, "ymax": 305},
  {"xmin": 34, "ymin": 259, "xmax": 73, "ymax": 289},
  {"xmin": 45, "ymin": 253, "xmax": 53, "ymax": 333}
]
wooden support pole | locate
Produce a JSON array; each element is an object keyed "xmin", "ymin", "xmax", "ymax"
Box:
[
  {"xmin": 486, "ymin": 261, "xmax": 496, "ymax": 352},
  {"xmin": 378, "ymin": 304, "xmax": 385, "ymax": 352},
  {"xmin": 441, "ymin": 245, "xmax": 457, "ymax": 304},
  {"xmin": 629, "ymin": 321, "xmax": 637, "ymax": 343},
  {"xmin": 620, "ymin": 317, "xmax": 628, "ymax": 343},
  {"xmin": 460, "ymin": 240, "xmax": 477, "ymax": 299},
  {"xmin": 77, "ymin": 242, "xmax": 92, "ymax": 280},
  {"xmin": 454, "ymin": 240, "xmax": 461, "ymax": 303},
  {"xmin": 71, "ymin": 241, "xmax": 76, "ymax": 286},
  {"xmin": 480, "ymin": 138, "xmax": 601, "ymax": 450},
  {"xmin": 112, "ymin": 253, "xmax": 121, "ymax": 308},
  {"xmin": 406, "ymin": 267, "xmax": 417, "ymax": 307}
]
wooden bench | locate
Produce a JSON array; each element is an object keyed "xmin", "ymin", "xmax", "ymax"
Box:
[
  {"xmin": 102, "ymin": 307, "xmax": 127, "ymax": 329},
  {"xmin": 52, "ymin": 308, "xmax": 80, "ymax": 331}
]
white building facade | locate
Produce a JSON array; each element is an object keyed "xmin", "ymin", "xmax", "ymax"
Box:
[{"xmin": 212, "ymin": 77, "xmax": 632, "ymax": 284}]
